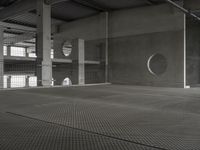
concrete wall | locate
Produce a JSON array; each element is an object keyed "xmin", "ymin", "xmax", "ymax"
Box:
[
  {"xmin": 53, "ymin": 13, "xmax": 107, "ymax": 84},
  {"xmin": 109, "ymin": 30, "xmax": 184, "ymax": 87},
  {"xmin": 108, "ymin": 5, "xmax": 185, "ymax": 87},
  {"xmin": 186, "ymin": 18, "xmax": 200, "ymax": 86},
  {"xmin": 54, "ymin": 4, "xmax": 185, "ymax": 87}
]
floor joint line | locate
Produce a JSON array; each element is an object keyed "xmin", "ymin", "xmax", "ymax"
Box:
[{"xmin": 6, "ymin": 111, "xmax": 169, "ymax": 150}]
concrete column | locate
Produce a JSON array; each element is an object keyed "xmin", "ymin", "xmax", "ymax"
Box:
[
  {"xmin": 25, "ymin": 48, "xmax": 29, "ymax": 58},
  {"xmin": 7, "ymin": 76, "xmax": 11, "ymax": 88},
  {"xmin": 25, "ymin": 75, "xmax": 29, "ymax": 87},
  {"xmin": 0, "ymin": 26, "xmax": 3, "ymax": 89},
  {"xmin": 99, "ymin": 43, "xmax": 106, "ymax": 82},
  {"xmin": 7, "ymin": 46, "xmax": 11, "ymax": 56},
  {"xmin": 71, "ymin": 39, "xmax": 85, "ymax": 85},
  {"xmin": 105, "ymin": 12, "xmax": 109, "ymax": 83},
  {"xmin": 36, "ymin": 0, "xmax": 52, "ymax": 86}
]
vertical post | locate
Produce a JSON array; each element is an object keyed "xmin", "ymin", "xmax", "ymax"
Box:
[
  {"xmin": 72, "ymin": 39, "xmax": 85, "ymax": 85},
  {"xmin": 0, "ymin": 26, "xmax": 3, "ymax": 89},
  {"xmin": 7, "ymin": 76, "xmax": 11, "ymax": 88},
  {"xmin": 7, "ymin": 46, "xmax": 11, "ymax": 56},
  {"xmin": 36, "ymin": 0, "xmax": 52, "ymax": 87},
  {"xmin": 25, "ymin": 47, "xmax": 29, "ymax": 58},
  {"xmin": 25, "ymin": 75, "xmax": 29, "ymax": 87},
  {"xmin": 105, "ymin": 12, "xmax": 109, "ymax": 83}
]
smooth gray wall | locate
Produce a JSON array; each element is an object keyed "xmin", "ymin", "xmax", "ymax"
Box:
[
  {"xmin": 109, "ymin": 30, "xmax": 184, "ymax": 87},
  {"xmin": 108, "ymin": 4, "xmax": 185, "ymax": 87}
]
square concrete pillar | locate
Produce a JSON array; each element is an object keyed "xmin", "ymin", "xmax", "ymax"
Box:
[
  {"xmin": 71, "ymin": 39, "xmax": 85, "ymax": 85},
  {"xmin": 7, "ymin": 76, "xmax": 11, "ymax": 88},
  {"xmin": 0, "ymin": 26, "xmax": 3, "ymax": 89},
  {"xmin": 36, "ymin": 0, "xmax": 52, "ymax": 87},
  {"xmin": 25, "ymin": 75, "xmax": 29, "ymax": 87},
  {"xmin": 25, "ymin": 48, "xmax": 29, "ymax": 58},
  {"xmin": 7, "ymin": 46, "xmax": 11, "ymax": 56},
  {"xmin": 99, "ymin": 43, "xmax": 106, "ymax": 83}
]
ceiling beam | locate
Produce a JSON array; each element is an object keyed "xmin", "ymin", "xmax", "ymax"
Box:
[
  {"xmin": 146, "ymin": 0, "xmax": 155, "ymax": 5},
  {"xmin": 45, "ymin": 0, "xmax": 70, "ymax": 5},
  {"xmin": 4, "ymin": 33, "xmax": 35, "ymax": 45},
  {"xmin": 0, "ymin": 0, "xmax": 70, "ymax": 21},
  {"xmin": 0, "ymin": 0, "xmax": 36, "ymax": 21},
  {"xmin": 0, "ymin": 21, "xmax": 36, "ymax": 32},
  {"xmin": 0, "ymin": 20, "xmax": 59, "ymax": 34},
  {"xmin": 165, "ymin": 0, "xmax": 200, "ymax": 21},
  {"xmin": 71, "ymin": 0, "xmax": 108, "ymax": 11}
]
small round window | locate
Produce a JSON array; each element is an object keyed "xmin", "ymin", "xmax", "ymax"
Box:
[
  {"xmin": 147, "ymin": 53, "xmax": 167, "ymax": 76},
  {"xmin": 62, "ymin": 41, "xmax": 72, "ymax": 57}
]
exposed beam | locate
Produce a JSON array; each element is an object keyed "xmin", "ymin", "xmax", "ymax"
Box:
[
  {"xmin": 0, "ymin": 0, "xmax": 36, "ymax": 21},
  {"xmin": 0, "ymin": 0, "xmax": 70, "ymax": 21},
  {"xmin": 0, "ymin": 18, "xmax": 59, "ymax": 34},
  {"xmin": 71, "ymin": 0, "xmax": 108, "ymax": 11},
  {"xmin": 45, "ymin": 0, "xmax": 70, "ymax": 5},
  {"xmin": 4, "ymin": 33, "xmax": 35, "ymax": 45},
  {"xmin": 165, "ymin": 0, "xmax": 200, "ymax": 21},
  {"xmin": 146, "ymin": 0, "xmax": 156, "ymax": 5},
  {"xmin": 0, "ymin": 21, "xmax": 36, "ymax": 32}
]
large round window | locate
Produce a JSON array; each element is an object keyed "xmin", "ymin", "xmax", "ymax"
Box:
[
  {"xmin": 62, "ymin": 41, "xmax": 72, "ymax": 57},
  {"xmin": 147, "ymin": 53, "xmax": 167, "ymax": 76}
]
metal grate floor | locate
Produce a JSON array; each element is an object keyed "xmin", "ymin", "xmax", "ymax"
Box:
[
  {"xmin": 0, "ymin": 113, "xmax": 156, "ymax": 150},
  {"xmin": 1, "ymin": 85, "xmax": 200, "ymax": 150}
]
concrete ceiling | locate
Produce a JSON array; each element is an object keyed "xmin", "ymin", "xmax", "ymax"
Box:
[
  {"xmin": 51, "ymin": 1, "xmax": 99, "ymax": 21},
  {"xmin": 0, "ymin": 0, "xmax": 16, "ymax": 7},
  {"xmin": 5, "ymin": 12, "xmax": 65, "ymax": 27},
  {"xmin": 0, "ymin": 0, "xmax": 171, "ymax": 27}
]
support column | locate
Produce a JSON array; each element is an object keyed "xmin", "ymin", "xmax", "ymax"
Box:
[
  {"xmin": 105, "ymin": 12, "xmax": 109, "ymax": 83},
  {"xmin": 99, "ymin": 43, "xmax": 106, "ymax": 82},
  {"xmin": 71, "ymin": 39, "xmax": 85, "ymax": 85},
  {"xmin": 0, "ymin": 26, "xmax": 3, "ymax": 89},
  {"xmin": 36, "ymin": 0, "xmax": 52, "ymax": 86},
  {"xmin": 25, "ymin": 48, "xmax": 29, "ymax": 58},
  {"xmin": 7, "ymin": 76, "xmax": 11, "ymax": 88},
  {"xmin": 25, "ymin": 75, "xmax": 29, "ymax": 87},
  {"xmin": 7, "ymin": 46, "xmax": 11, "ymax": 56}
]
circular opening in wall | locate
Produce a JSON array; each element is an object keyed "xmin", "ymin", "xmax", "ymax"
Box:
[
  {"xmin": 147, "ymin": 53, "xmax": 167, "ymax": 76},
  {"xmin": 62, "ymin": 41, "xmax": 72, "ymax": 57},
  {"xmin": 62, "ymin": 77, "xmax": 72, "ymax": 86}
]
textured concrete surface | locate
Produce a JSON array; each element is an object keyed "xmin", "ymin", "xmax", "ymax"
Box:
[
  {"xmin": 109, "ymin": 30, "xmax": 184, "ymax": 87},
  {"xmin": 0, "ymin": 84, "xmax": 200, "ymax": 150},
  {"xmin": 108, "ymin": 4, "xmax": 185, "ymax": 87}
]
